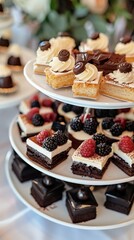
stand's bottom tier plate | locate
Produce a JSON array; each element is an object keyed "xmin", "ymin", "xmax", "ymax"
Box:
[{"xmin": 5, "ymin": 150, "xmax": 134, "ymax": 230}]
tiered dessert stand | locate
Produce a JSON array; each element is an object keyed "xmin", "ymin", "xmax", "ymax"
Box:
[{"xmin": 6, "ymin": 58, "xmax": 134, "ymax": 230}]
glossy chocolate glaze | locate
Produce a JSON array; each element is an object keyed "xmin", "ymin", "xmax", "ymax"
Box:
[
  {"xmin": 0, "ymin": 76, "xmax": 13, "ymax": 88},
  {"xmin": 7, "ymin": 56, "xmax": 22, "ymax": 66}
]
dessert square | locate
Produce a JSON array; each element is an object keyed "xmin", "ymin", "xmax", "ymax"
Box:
[{"xmin": 66, "ymin": 186, "xmax": 98, "ymax": 223}]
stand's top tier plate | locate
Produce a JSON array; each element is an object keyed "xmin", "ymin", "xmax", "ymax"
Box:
[{"xmin": 24, "ymin": 60, "xmax": 134, "ymax": 109}]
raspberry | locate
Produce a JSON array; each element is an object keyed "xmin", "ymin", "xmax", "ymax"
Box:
[
  {"xmin": 80, "ymin": 113, "xmax": 90, "ymax": 123},
  {"xmin": 42, "ymin": 112, "xmax": 56, "ymax": 122},
  {"xmin": 80, "ymin": 139, "xmax": 96, "ymax": 157},
  {"xmin": 30, "ymin": 94, "xmax": 39, "ymax": 102},
  {"xmin": 114, "ymin": 117, "xmax": 126, "ymax": 129},
  {"xmin": 26, "ymin": 107, "xmax": 39, "ymax": 121},
  {"xmin": 36, "ymin": 130, "xmax": 52, "ymax": 145},
  {"xmin": 41, "ymin": 98, "xmax": 53, "ymax": 107},
  {"xmin": 118, "ymin": 136, "xmax": 134, "ymax": 153}
]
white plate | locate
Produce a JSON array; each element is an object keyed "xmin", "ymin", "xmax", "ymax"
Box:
[
  {"xmin": 24, "ymin": 60, "xmax": 134, "ymax": 109},
  {"xmin": 9, "ymin": 116, "xmax": 134, "ymax": 186},
  {"xmin": 5, "ymin": 149, "xmax": 134, "ymax": 230},
  {"xmin": 0, "ymin": 47, "xmax": 37, "ymax": 109}
]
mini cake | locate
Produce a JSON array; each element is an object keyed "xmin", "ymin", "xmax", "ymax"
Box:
[
  {"xmin": 79, "ymin": 32, "xmax": 109, "ymax": 52},
  {"xmin": 12, "ymin": 150, "xmax": 42, "ymax": 182},
  {"xmin": 34, "ymin": 39, "xmax": 59, "ymax": 75},
  {"xmin": 56, "ymin": 32, "xmax": 76, "ymax": 52},
  {"xmin": 31, "ymin": 175, "xmax": 64, "ymax": 207},
  {"xmin": 0, "ymin": 0, "xmax": 4, "ymax": 13},
  {"xmin": 104, "ymin": 183, "xmax": 134, "ymax": 215},
  {"xmin": 45, "ymin": 49, "xmax": 75, "ymax": 89},
  {"xmin": 72, "ymin": 62, "xmax": 102, "ymax": 99},
  {"xmin": 68, "ymin": 115, "xmax": 101, "ymax": 149},
  {"xmin": 0, "ymin": 28, "xmax": 11, "ymax": 52},
  {"xmin": 17, "ymin": 109, "xmax": 54, "ymax": 141},
  {"xmin": 26, "ymin": 130, "xmax": 72, "ymax": 169},
  {"xmin": 100, "ymin": 62, "xmax": 134, "ymax": 102},
  {"xmin": 7, "ymin": 44, "xmax": 23, "ymax": 71},
  {"xmin": 115, "ymin": 35, "xmax": 134, "ymax": 63},
  {"xmin": 0, "ymin": 64, "xmax": 17, "ymax": 94},
  {"xmin": 66, "ymin": 186, "xmax": 98, "ymax": 223},
  {"xmin": 57, "ymin": 103, "xmax": 84, "ymax": 122},
  {"xmin": 111, "ymin": 136, "xmax": 134, "ymax": 176},
  {"xmin": 71, "ymin": 136, "xmax": 113, "ymax": 179}
]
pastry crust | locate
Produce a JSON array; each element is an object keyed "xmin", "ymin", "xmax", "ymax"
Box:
[
  {"xmin": 0, "ymin": 84, "xmax": 17, "ymax": 94},
  {"xmin": 34, "ymin": 63, "xmax": 49, "ymax": 76},
  {"xmin": 7, "ymin": 64, "xmax": 23, "ymax": 72},
  {"xmin": 126, "ymin": 55, "xmax": 134, "ymax": 63}
]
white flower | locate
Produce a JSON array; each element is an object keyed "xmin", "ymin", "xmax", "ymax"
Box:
[
  {"xmin": 13, "ymin": 0, "xmax": 51, "ymax": 22},
  {"xmin": 81, "ymin": 0, "xmax": 108, "ymax": 14}
]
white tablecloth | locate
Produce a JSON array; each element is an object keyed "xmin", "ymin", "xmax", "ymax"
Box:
[{"xmin": 0, "ymin": 106, "xmax": 134, "ymax": 240}]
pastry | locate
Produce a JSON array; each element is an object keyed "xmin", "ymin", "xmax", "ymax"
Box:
[
  {"xmin": 100, "ymin": 62, "xmax": 134, "ymax": 102},
  {"xmin": 72, "ymin": 62, "xmax": 102, "ymax": 99},
  {"xmin": 0, "ymin": 64, "xmax": 17, "ymax": 94},
  {"xmin": 7, "ymin": 44, "xmax": 23, "ymax": 71},
  {"xmin": 79, "ymin": 32, "xmax": 109, "ymax": 52},
  {"xmin": 56, "ymin": 32, "xmax": 76, "ymax": 52},
  {"xmin": 111, "ymin": 136, "xmax": 134, "ymax": 176},
  {"xmin": 0, "ymin": 28, "xmax": 11, "ymax": 52},
  {"xmin": 115, "ymin": 35, "xmax": 134, "ymax": 63},
  {"xmin": 31, "ymin": 175, "xmax": 64, "ymax": 207},
  {"xmin": 71, "ymin": 136, "xmax": 113, "ymax": 179},
  {"xmin": 34, "ymin": 39, "xmax": 59, "ymax": 75},
  {"xmin": 45, "ymin": 49, "xmax": 75, "ymax": 89},
  {"xmin": 57, "ymin": 103, "xmax": 84, "ymax": 122},
  {"xmin": 104, "ymin": 183, "xmax": 134, "ymax": 215},
  {"xmin": 26, "ymin": 130, "xmax": 72, "ymax": 169},
  {"xmin": 66, "ymin": 186, "xmax": 98, "ymax": 223}
]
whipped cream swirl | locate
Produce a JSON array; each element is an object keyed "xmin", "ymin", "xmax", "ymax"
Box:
[
  {"xmin": 109, "ymin": 64, "xmax": 134, "ymax": 84},
  {"xmin": 115, "ymin": 41, "xmax": 134, "ymax": 55},
  {"xmin": 49, "ymin": 55, "xmax": 75, "ymax": 72},
  {"xmin": 75, "ymin": 63, "xmax": 98, "ymax": 82},
  {"xmin": 56, "ymin": 36, "xmax": 76, "ymax": 51},
  {"xmin": 85, "ymin": 33, "xmax": 109, "ymax": 51}
]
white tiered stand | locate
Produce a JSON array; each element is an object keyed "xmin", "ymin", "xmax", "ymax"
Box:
[{"xmin": 6, "ymin": 59, "xmax": 134, "ymax": 230}]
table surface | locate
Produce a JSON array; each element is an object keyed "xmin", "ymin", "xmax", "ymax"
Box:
[{"xmin": 0, "ymin": 106, "xmax": 134, "ymax": 240}]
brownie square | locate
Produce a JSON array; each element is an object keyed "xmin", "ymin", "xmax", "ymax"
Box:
[
  {"xmin": 66, "ymin": 187, "xmax": 98, "ymax": 223},
  {"xmin": 104, "ymin": 183, "xmax": 134, "ymax": 215}
]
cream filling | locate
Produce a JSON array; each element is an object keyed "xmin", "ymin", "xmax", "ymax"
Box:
[
  {"xmin": 109, "ymin": 67, "xmax": 134, "ymax": 85},
  {"xmin": 27, "ymin": 138, "xmax": 72, "ymax": 159},
  {"xmin": 113, "ymin": 142, "xmax": 134, "ymax": 167},
  {"xmin": 49, "ymin": 55, "xmax": 75, "ymax": 72},
  {"xmin": 58, "ymin": 103, "xmax": 77, "ymax": 120},
  {"xmin": 72, "ymin": 147, "xmax": 113, "ymax": 170},
  {"xmin": 19, "ymin": 100, "xmax": 53, "ymax": 114},
  {"xmin": 74, "ymin": 71, "xmax": 102, "ymax": 84},
  {"xmin": 115, "ymin": 41, "xmax": 134, "ymax": 55}
]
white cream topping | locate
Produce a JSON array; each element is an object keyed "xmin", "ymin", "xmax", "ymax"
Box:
[
  {"xmin": 57, "ymin": 103, "xmax": 77, "ymax": 120},
  {"xmin": 27, "ymin": 138, "xmax": 72, "ymax": 159},
  {"xmin": 18, "ymin": 114, "xmax": 52, "ymax": 136},
  {"xmin": 72, "ymin": 145, "xmax": 113, "ymax": 170},
  {"xmin": 8, "ymin": 44, "xmax": 21, "ymax": 57},
  {"xmin": 19, "ymin": 100, "xmax": 53, "ymax": 115},
  {"xmin": 56, "ymin": 36, "xmax": 76, "ymax": 51},
  {"xmin": 49, "ymin": 55, "xmax": 75, "ymax": 72},
  {"xmin": 102, "ymin": 128, "xmax": 133, "ymax": 140},
  {"xmin": 109, "ymin": 65, "xmax": 134, "ymax": 85},
  {"xmin": 0, "ymin": 64, "xmax": 11, "ymax": 77},
  {"xmin": 74, "ymin": 63, "xmax": 100, "ymax": 83},
  {"xmin": 115, "ymin": 41, "xmax": 134, "ymax": 55},
  {"xmin": 113, "ymin": 142, "xmax": 134, "ymax": 167}
]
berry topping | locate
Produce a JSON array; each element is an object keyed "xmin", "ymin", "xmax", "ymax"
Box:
[
  {"xmin": 39, "ymin": 41, "xmax": 51, "ymax": 51},
  {"xmin": 73, "ymin": 62, "xmax": 85, "ymax": 75},
  {"xmin": 108, "ymin": 109, "xmax": 118, "ymax": 118},
  {"xmin": 70, "ymin": 117, "xmax": 83, "ymax": 131},
  {"xmin": 80, "ymin": 113, "xmax": 90, "ymax": 123},
  {"xmin": 42, "ymin": 136, "xmax": 57, "ymax": 151},
  {"xmin": 71, "ymin": 106, "xmax": 84, "ymax": 114},
  {"xmin": 118, "ymin": 136, "xmax": 134, "ymax": 153},
  {"xmin": 93, "ymin": 133, "xmax": 107, "ymax": 145},
  {"xmin": 26, "ymin": 108, "xmax": 39, "ymax": 121},
  {"xmin": 41, "ymin": 98, "xmax": 53, "ymax": 107},
  {"xmin": 58, "ymin": 49, "xmax": 70, "ymax": 61},
  {"xmin": 110, "ymin": 123, "xmax": 124, "ymax": 136},
  {"xmin": 30, "ymin": 94, "xmax": 39, "ymax": 102},
  {"xmin": 119, "ymin": 62, "xmax": 132, "ymax": 73},
  {"xmin": 36, "ymin": 130, "xmax": 52, "ymax": 145},
  {"xmin": 118, "ymin": 108, "xmax": 130, "ymax": 113},
  {"xmin": 32, "ymin": 113, "xmax": 44, "ymax": 126},
  {"xmin": 94, "ymin": 109, "xmax": 109, "ymax": 118},
  {"xmin": 42, "ymin": 112, "xmax": 56, "ymax": 122},
  {"xmin": 125, "ymin": 120, "xmax": 134, "ymax": 131},
  {"xmin": 80, "ymin": 139, "xmax": 96, "ymax": 157},
  {"xmin": 114, "ymin": 117, "xmax": 126, "ymax": 129},
  {"xmin": 91, "ymin": 32, "xmax": 100, "ymax": 40},
  {"xmin": 96, "ymin": 143, "xmax": 111, "ymax": 156},
  {"xmin": 52, "ymin": 121, "xmax": 66, "ymax": 132},
  {"xmin": 83, "ymin": 117, "xmax": 98, "ymax": 135},
  {"xmin": 62, "ymin": 103, "xmax": 72, "ymax": 112},
  {"xmin": 30, "ymin": 100, "xmax": 40, "ymax": 108},
  {"xmin": 54, "ymin": 130, "xmax": 68, "ymax": 146},
  {"xmin": 102, "ymin": 117, "xmax": 114, "ymax": 129}
]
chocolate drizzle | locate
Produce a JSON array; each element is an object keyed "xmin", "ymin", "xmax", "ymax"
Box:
[{"xmin": 39, "ymin": 41, "xmax": 51, "ymax": 51}]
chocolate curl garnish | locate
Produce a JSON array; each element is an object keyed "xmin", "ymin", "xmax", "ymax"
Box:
[
  {"xmin": 119, "ymin": 62, "xmax": 132, "ymax": 73},
  {"xmin": 39, "ymin": 41, "xmax": 51, "ymax": 51},
  {"xmin": 58, "ymin": 49, "xmax": 70, "ymax": 61},
  {"xmin": 91, "ymin": 32, "xmax": 100, "ymax": 40},
  {"xmin": 58, "ymin": 32, "xmax": 70, "ymax": 37},
  {"xmin": 120, "ymin": 35, "xmax": 132, "ymax": 44},
  {"xmin": 73, "ymin": 61, "xmax": 85, "ymax": 75}
]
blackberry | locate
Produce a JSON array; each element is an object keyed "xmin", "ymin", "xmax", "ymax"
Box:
[
  {"xmin": 54, "ymin": 130, "xmax": 68, "ymax": 146},
  {"xmin": 70, "ymin": 117, "xmax": 83, "ymax": 131},
  {"xmin": 110, "ymin": 123, "xmax": 123, "ymax": 136},
  {"xmin": 56, "ymin": 114, "xmax": 66, "ymax": 123},
  {"xmin": 96, "ymin": 143, "xmax": 111, "ymax": 156},
  {"xmin": 83, "ymin": 117, "xmax": 98, "ymax": 135},
  {"xmin": 93, "ymin": 133, "xmax": 107, "ymax": 145},
  {"xmin": 31, "ymin": 100, "xmax": 40, "ymax": 108},
  {"xmin": 108, "ymin": 109, "xmax": 118, "ymax": 118},
  {"xmin": 94, "ymin": 109, "xmax": 109, "ymax": 118},
  {"xmin": 62, "ymin": 104, "xmax": 72, "ymax": 112},
  {"xmin": 32, "ymin": 113, "xmax": 44, "ymax": 126},
  {"xmin": 125, "ymin": 120, "xmax": 134, "ymax": 131},
  {"xmin": 72, "ymin": 106, "xmax": 84, "ymax": 115},
  {"xmin": 42, "ymin": 136, "xmax": 57, "ymax": 151},
  {"xmin": 102, "ymin": 117, "xmax": 114, "ymax": 130},
  {"xmin": 52, "ymin": 121, "xmax": 66, "ymax": 132}
]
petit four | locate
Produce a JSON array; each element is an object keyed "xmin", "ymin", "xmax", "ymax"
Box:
[
  {"xmin": 0, "ymin": 28, "xmax": 11, "ymax": 52},
  {"xmin": 56, "ymin": 32, "xmax": 76, "ymax": 52},
  {"xmin": 31, "ymin": 175, "xmax": 64, "ymax": 207},
  {"xmin": 0, "ymin": 64, "xmax": 17, "ymax": 94},
  {"xmin": 66, "ymin": 186, "xmax": 98, "ymax": 223},
  {"xmin": 7, "ymin": 44, "xmax": 23, "ymax": 71},
  {"xmin": 104, "ymin": 183, "xmax": 134, "ymax": 215}
]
